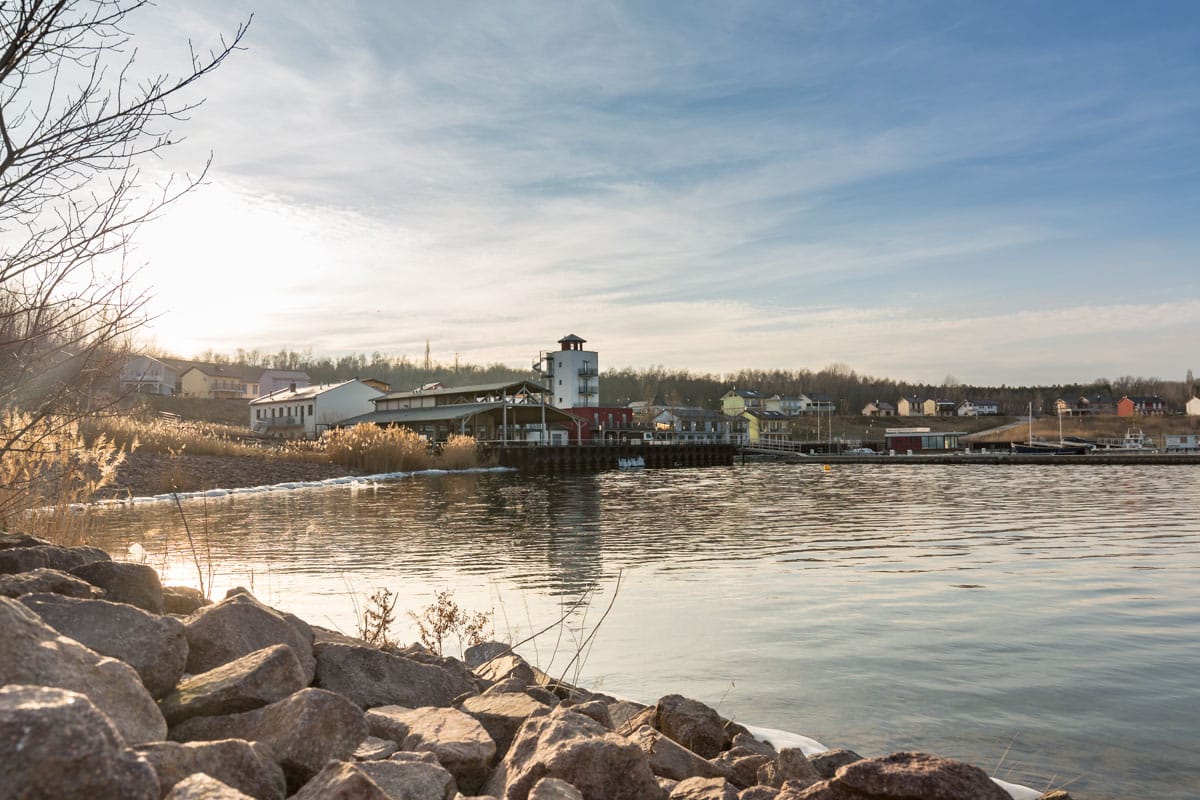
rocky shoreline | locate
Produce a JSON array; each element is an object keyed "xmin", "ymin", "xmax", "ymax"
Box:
[{"xmin": 1, "ymin": 533, "xmax": 1075, "ymax": 800}]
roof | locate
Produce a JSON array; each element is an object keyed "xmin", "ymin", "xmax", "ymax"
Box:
[
  {"xmin": 557, "ymin": 334, "xmax": 586, "ymax": 344},
  {"xmin": 725, "ymin": 388, "xmax": 767, "ymax": 399},
  {"xmin": 743, "ymin": 409, "xmax": 792, "ymax": 419},
  {"xmin": 376, "ymin": 379, "xmax": 550, "ymax": 403},
  {"xmin": 338, "ymin": 401, "xmax": 580, "ymax": 428},
  {"xmin": 250, "ymin": 379, "xmax": 365, "ymax": 405},
  {"xmin": 179, "ymin": 361, "xmax": 265, "ymax": 382}
]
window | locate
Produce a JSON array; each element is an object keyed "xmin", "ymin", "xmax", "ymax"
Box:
[{"xmin": 308, "ymin": 404, "xmax": 313, "ymax": 415}]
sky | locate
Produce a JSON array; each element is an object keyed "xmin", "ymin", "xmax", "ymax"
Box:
[{"xmin": 117, "ymin": 1, "xmax": 1200, "ymax": 385}]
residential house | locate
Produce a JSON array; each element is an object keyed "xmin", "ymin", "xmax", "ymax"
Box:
[
  {"xmin": 922, "ymin": 399, "xmax": 957, "ymax": 417},
  {"xmin": 897, "ymin": 395, "xmax": 926, "ymax": 416},
  {"xmin": 1117, "ymin": 396, "xmax": 1167, "ymax": 417},
  {"xmin": 742, "ymin": 409, "xmax": 791, "ymax": 444},
  {"xmin": 862, "ymin": 401, "xmax": 896, "ymax": 417},
  {"xmin": 652, "ymin": 407, "xmax": 746, "ymax": 444},
  {"xmin": 250, "ymin": 379, "xmax": 383, "ymax": 439},
  {"xmin": 1056, "ymin": 395, "xmax": 1118, "ymax": 416},
  {"xmin": 180, "ymin": 363, "xmax": 263, "ymax": 399},
  {"xmin": 259, "ymin": 369, "xmax": 311, "ymax": 396},
  {"xmin": 119, "ymin": 355, "xmax": 178, "ymax": 395},
  {"xmin": 808, "ymin": 394, "xmax": 837, "ymax": 414},
  {"xmin": 957, "ymin": 399, "xmax": 1000, "ymax": 416},
  {"xmin": 767, "ymin": 394, "xmax": 811, "ymax": 415},
  {"xmin": 1187, "ymin": 396, "xmax": 1200, "ymax": 416},
  {"xmin": 720, "ymin": 388, "xmax": 769, "ymax": 416}
]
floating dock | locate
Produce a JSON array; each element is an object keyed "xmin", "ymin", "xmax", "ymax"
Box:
[{"xmin": 487, "ymin": 443, "xmax": 735, "ymax": 473}]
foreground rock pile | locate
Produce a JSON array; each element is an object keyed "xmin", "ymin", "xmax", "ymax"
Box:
[{"xmin": 1, "ymin": 533, "xmax": 1071, "ymax": 799}]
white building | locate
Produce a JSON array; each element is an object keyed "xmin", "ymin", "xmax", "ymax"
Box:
[
  {"xmin": 541, "ymin": 334, "xmax": 599, "ymax": 409},
  {"xmin": 119, "ymin": 355, "xmax": 178, "ymax": 395},
  {"xmin": 249, "ymin": 379, "xmax": 383, "ymax": 439},
  {"xmin": 1187, "ymin": 396, "xmax": 1200, "ymax": 416}
]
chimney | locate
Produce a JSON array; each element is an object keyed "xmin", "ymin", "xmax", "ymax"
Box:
[{"xmin": 289, "ymin": 382, "xmax": 296, "ymax": 392}]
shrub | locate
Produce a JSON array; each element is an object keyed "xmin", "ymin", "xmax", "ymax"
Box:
[
  {"xmin": 440, "ymin": 434, "xmax": 479, "ymax": 470},
  {"xmin": 323, "ymin": 423, "xmax": 433, "ymax": 472}
]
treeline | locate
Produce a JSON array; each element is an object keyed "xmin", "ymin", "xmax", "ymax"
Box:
[{"xmin": 189, "ymin": 348, "xmax": 1195, "ymax": 414}]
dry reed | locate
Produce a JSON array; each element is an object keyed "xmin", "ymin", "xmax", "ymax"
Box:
[{"xmin": 322, "ymin": 424, "xmax": 434, "ymax": 472}]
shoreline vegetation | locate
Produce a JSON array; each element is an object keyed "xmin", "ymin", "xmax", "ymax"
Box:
[{"xmin": 0, "ymin": 534, "xmax": 1065, "ymax": 800}]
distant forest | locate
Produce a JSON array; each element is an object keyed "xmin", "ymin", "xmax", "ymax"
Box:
[{"xmin": 192, "ymin": 348, "xmax": 1197, "ymax": 416}]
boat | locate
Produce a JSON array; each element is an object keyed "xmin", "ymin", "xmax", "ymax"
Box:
[
  {"xmin": 1011, "ymin": 404, "xmax": 1091, "ymax": 455},
  {"xmin": 617, "ymin": 456, "xmax": 645, "ymax": 469},
  {"xmin": 1095, "ymin": 428, "xmax": 1155, "ymax": 451}
]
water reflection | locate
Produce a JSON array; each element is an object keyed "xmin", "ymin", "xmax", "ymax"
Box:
[{"xmin": 82, "ymin": 463, "xmax": 1200, "ymax": 800}]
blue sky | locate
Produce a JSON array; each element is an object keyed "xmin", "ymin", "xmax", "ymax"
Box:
[{"xmin": 127, "ymin": 1, "xmax": 1200, "ymax": 384}]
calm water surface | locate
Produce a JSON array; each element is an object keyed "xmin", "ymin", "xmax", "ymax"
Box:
[{"xmin": 86, "ymin": 463, "xmax": 1200, "ymax": 799}]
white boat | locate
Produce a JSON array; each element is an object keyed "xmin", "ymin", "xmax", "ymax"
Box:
[{"xmin": 1095, "ymin": 428, "xmax": 1155, "ymax": 451}]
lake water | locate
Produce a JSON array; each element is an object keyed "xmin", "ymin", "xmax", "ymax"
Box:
[{"xmin": 85, "ymin": 462, "xmax": 1200, "ymax": 799}]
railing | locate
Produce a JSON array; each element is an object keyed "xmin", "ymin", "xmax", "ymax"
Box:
[
  {"xmin": 577, "ymin": 383, "xmax": 598, "ymax": 395},
  {"xmin": 577, "ymin": 367, "xmax": 598, "ymax": 377}
]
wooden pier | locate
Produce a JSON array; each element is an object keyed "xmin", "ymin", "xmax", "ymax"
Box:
[{"xmin": 487, "ymin": 443, "xmax": 735, "ymax": 473}]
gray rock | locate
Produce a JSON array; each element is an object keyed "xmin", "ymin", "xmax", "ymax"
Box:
[
  {"xmin": 731, "ymin": 733, "xmax": 777, "ymax": 758},
  {"xmin": 0, "ymin": 543, "xmax": 109, "ymax": 574},
  {"xmin": 606, "ymin": 699, "xmax": 652, "ymax": 733},
  {"xmin": 366, "ymin": 704, "xmax": 415, "ymax": 742},
  {"xmin": 758, "ymin": 748, "xmax": 821, "ymax": 790},
  {"xmin": 286, "ymin": 761, "xmax": 390, "ymax": 800},
  {"xmin": 529, "ymin": 777, "xmax": 585, "ymax": 800},
  {"xmin": 0, "ymin": 567, "xmax": 106, "ymax": 599},
  {"xmin": 159, "ymin": 644, "xmax": 306, "ymax": 725},
  {"xmin": 460, "ymin": 692, "xmax": 551, "ymax": 757},
  {"xmin": 739, "ymin": 787, "xmax": 779, "ymax": 800},
  {"xmin": 0, "ymin": 684, "xmax": 159, "ymax": 800},
  {"xmin": 0, "ymin": 596, "xmax": 167, "ymax": 744},
  {"xmin": 313, "ymin": 641, "xmax": 475, "ymax": 708},
  {"xmin": 70, "ymin": 560, "xmax": 164, "ymax": 613},
  {"xmin": 830, "ymin": 751, "xmax": 1011, "ymax": 800},
  {"xmin": 465, "ymin": 640, "xmax": 512, "ymax": 667},
  {"xmin": 713, "ymin": 749, "xmax": 772, "ymax": 789},
  {"xmin": 137, "ymin": 739, "xmax": 286, "ymax": 800},
  {"xmin": 19, "ymin": 592, "xmax": 188, "ymax": 698},
  {"xmin": 163, "ymin": 773, "xmax": 255, "ymax": 799},
  {"xmin": 808, "ymin": 749, "xmax": 862, "ymax": 780},
  {"xmin": 670, "ymin": 777, "xmax": 739, "ymax": 800},
  {"xmin": 564, "ymin": 699, "xmax": 613, "ymax": 730},
  {"xmin": 0, "ymin": 531, "xmax": 50, "ymax": 549},
  {"xmin": 475, "ymin": 653, "xmax": 536, "ymax": 686},
  {"xmin": 654, "ymin": 695, "xmax": 727, "ymax": 760},
  {"xmin": 364, "ymin": 759, "xmax": 458, "ymax": 799},
  {"xmin": 164, "ymin": 585, "xmax": 211, "ymax": 615},
  {"xmin": 169, "ymin": 687, "xmax": 367, "ymax": 793},
  {"xmin": 184, "ymin": 592, "xmax": 315, "ymax": 684},
  {"xmin": 371, "ymin": 705, "xmax": 497, "ymax": 794},
  {"xmin": 485, "ymin": 707, "xmax": 660, "ymax": 800},
  {"xmin": 355, "ymin": 735, "xmax": 400, "ymax": 760},
  {"xmin": 628, "ymin": 725, "xmax": 727, "ymax": 782}
]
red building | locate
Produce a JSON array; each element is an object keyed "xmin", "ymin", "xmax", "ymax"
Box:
[
  {"xmin": 1118, "ymin": 396, "xmax": 1167, "ymax": 416},
  {"xmin": 563, "ymin": 406, "xmax": 636, "ymax": 443}
]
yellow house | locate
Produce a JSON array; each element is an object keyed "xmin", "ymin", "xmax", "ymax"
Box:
[
  {"xmin": 721, "ymin": 388, "xmax": 769, "ymax": 416},
  {"xmin": 179, "ymin": 363, "xmax": 262, "ymax": 399},
  {"xmin": 742, "ymin": 409, "xmax": 790, "ymax": 444}
]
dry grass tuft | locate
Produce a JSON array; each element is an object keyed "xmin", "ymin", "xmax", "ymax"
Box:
[{"xmin": 323, "ymin": 424, "xmax": 434, "ymax": 472}]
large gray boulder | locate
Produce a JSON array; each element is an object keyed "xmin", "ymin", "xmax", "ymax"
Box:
[
  {"xmin": 137, "ymin": 739, "xmax": 286, "ymax": 800},
  {"xmin": 289, "ymin": 759, "xmax": 456, "ymax": 800},
  {"xmin": 714, "ymin": 748, "xmax": 773, "ymax": 790},
  {"xmin": 460, "ymin": 691, "xmax": 551, "ymax": 757},
  {"xmin": 653, "ymin": 695, "xmax": 727, "ymax": 759},
  {"xmin": 184, "ymin": 592, "xmax": 315, "ymax": 683},
  {"xmin": 758, "ymin": 749, "xmax": 821, "ymax": 790},
  {"xmin": 819, "ymin": 751, "xmax": 1011, "ymax": 800},
  {"xmin": 808, "ymin": 749, "xmax": 863, "ymax": 780},
  {"xmin": 164, "ymin": 773, "xmax": 255, "ymax": 800},
  {"xmin": 0, "ymin": 567, "xmax": 106, "ymax": 599},
  {"xmin": 0, "ymin": 543, "xmax": 109, "ymax": 574},
  {"xmin": 485, "ymin": 707, "xmax": 661, "ymax": 800},
  {"xmin": 529, "ymin": 777, "xmax": 585, "ymax": 800},
  {"xmin": 670, "ymin": 777, "xmax": 739, "ymax": 800},
  {"xmin": 313, "ymin": 641, "xmax": 475, "ymax": 708},
  {"xmin": 163, "ymin": 585, "xmax": 211, "ymax": 616},
  {"xmin": 70, "ymin": 560, "xmax": 164, "ymax": 613},
  {"xmin": 0, "ymin": 684, "xmax": 159, "ymax": 800},
  {"xmin": 628, "ymin": 724, "xmax": 727, "ymax": 782},
  {"xmin": 475, "ymin": 652, "xmax": 537, "ymax": 686},
  {"xmin": 367, "ymin": 705, "xmax": 497, "ymax": 794},
  {"xmin": 19, "ymin": 592, "xmax": 188, "ymax": 698},
  {"xmin": 158, "ymin": 644, "xmax": 306, "ymax": 725},
  {"xmin": 169, "ymin": 687, "xmax": 367, "ymax": 793},
  {"xmin": 0, "ymin": 596, "xmax": 167, "ymax": 744}
]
